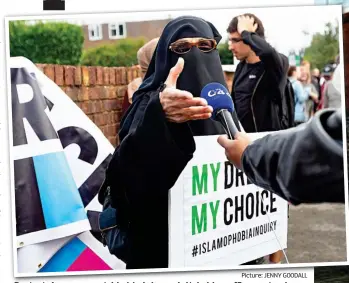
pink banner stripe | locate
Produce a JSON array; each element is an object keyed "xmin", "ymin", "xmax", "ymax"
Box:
[{"xmin": 67, "ymin": 248, "xmax": 112, "ymax": 271}]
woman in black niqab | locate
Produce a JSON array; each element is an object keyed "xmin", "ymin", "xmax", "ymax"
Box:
[
  {"xmin": 120, "ymin": 15, "xmax": 240, "ymax": 139},
  {"xmin": 99, "ymin": 16, "xmax": 240, "ymax": 269}
]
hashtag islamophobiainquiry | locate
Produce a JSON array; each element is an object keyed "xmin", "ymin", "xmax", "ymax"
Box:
[{"xmin": 196, "ymin": 220, "xmax": 277, "ymax": 255}]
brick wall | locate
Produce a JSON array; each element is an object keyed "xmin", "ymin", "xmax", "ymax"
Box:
[
  {"xmin": 35, "ymin": 63, "xmax": 142, "ymax": 146},
  {"xmin": 35, "ymin": 63, "xmax": 234, "ymax": 147}
]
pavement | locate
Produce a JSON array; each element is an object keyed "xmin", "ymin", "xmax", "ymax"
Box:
[
  {"xmin": 286, "ymin": 203, "xmax": 347, "ymax": 264},
  {"xmin": 254, "ymin": 203, "xmax": 349, "ymax": 282},
  {"xmin": 286, "ymin": 203, "xmax": 348, "ymax": 282}
]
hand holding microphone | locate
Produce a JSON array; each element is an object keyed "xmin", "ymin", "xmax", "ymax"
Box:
[
  {"xmin": 200, "ymin": 82, "xmax": 240, "ymax": 139},
  {"xmin": 159, "ymin": 57, "xmax": 213, "ymax": 123},
  {"xmin": 200, "ymin": 82, "xmax": 251, "ymax": 167},
  {"xmin": 217, "ymin": 133, "xmax": 251, "ymax": 170}
]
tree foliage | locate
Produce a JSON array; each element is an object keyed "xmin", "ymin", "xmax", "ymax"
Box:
[
  {"xmin": 303, "ymin": 22, "xmax": 339, "ymax": 70},
  {"xmin": 218, "ymin": 40, "xmax": 234, "ymax": 65},
  {"xmin": 10, "ymin": 21, "xmax": 84, "ymax": 65}
]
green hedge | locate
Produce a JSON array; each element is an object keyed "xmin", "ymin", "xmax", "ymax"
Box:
[
  {"xmin": 81, "ymin": 37, "xmax": 147, "ymax": 67},
  {"xmin": 218, "ymin": 41, "xmax": 234, "ymax": 65},
  {"xmin": 10, "ymin": 21, "xmax": 84, "ymax": 65}
]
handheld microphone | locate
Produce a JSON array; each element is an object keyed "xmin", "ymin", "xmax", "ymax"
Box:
[{"xmin": 200, "ymin": 82, "xmax": 239, "ymax": 140}]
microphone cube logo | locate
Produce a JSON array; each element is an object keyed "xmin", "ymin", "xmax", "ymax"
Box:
[
  {"xmin": 201, "ymin": 82, "xmax": 230, "ymax": 98},
  {"xmin": 200, "ymin": 82, "xmax": 234, "ymax": 117}
]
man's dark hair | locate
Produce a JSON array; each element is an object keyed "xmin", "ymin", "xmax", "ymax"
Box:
[
  {"xmin": 227, "ymin": 13, "xmax": 265, "ymax": 38},
  {"xmin": 287, "ymin": 66, "xmax": 297, "ymax": 77}
]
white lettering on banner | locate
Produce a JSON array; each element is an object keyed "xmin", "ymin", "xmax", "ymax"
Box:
[
  {"xmin": 192, "ymin": 220, "xmax": 278, "ymax": 257},
  {"xmin": 169, "ymin": 134, "xmax": 289, "ymax": 268},
  {"xmin": 17, "ymin": 83, "xmax": 34, "ymax": 104}
]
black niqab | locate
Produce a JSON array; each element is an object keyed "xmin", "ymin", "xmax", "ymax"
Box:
[{"xmin": 120, "ymin": 15, "xmax": 238, "ymax": 140}]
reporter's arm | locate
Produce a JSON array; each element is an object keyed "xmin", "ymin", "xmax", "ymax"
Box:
[{"xmin": 241, "ymin": 112, "xmax": 344, "ymax": 204}]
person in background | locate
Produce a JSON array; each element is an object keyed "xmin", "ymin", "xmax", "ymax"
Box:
[
  {"xmin": 300, "ymin": 61, "xmax": 319, "ymax": 117},
  {"xmin": 299, "ymin": 66, "xmax": 318, "ymax": 119},
  {"xmin": 301, "ymin": 60, "xmax": 311, "ymax": 73},
  {"xmin": 227, "ymin": 14, "xmax": 289, "ymax": 133},
  {"xmin": 311, "ymin": 68, "xmax": 321, "ymax": 111},
  {"xmin": 321, "ymin": 63, "xmax": 336, "ymax": 82},
  {"xmin": 317, "ymin": 62, "xmax": 337, "ymax": 111},
  {"xmin": 288, "ymin": 66, "xmax": 309, "ymax": 125},
  {"xmin": 322, "ymin": 62, "xmax": 342, "ymax": 109},
  {"xmin": 227, "ymin": 13, "xmax": 289, "ymax": 265},
  {"xmin": 121, "ymin": 37, "xmax": 159, "ymax": 117},
  {"xmin": 312, "ymin": 68, "xmax": 321, "ymax": 93}
]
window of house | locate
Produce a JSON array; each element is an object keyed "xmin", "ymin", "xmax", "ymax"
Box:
[
  {"xmin": 108, "ymin": 23, "xmax": 127, "ymax": 39},
  {"xmin": 88, "ymin": 24, "xmax": 103, "ymax": 41}
]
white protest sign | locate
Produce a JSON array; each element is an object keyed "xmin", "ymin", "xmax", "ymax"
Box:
[
  {"xmin": 9, "ymin": 57, "xmax": 125, "ymax": 274},
  {"xmin": 10, "ymin": 57, "xmax": 91, "ymax": 248},
  {"xmin": 169, "ymin": 134, "xmax": 288, "ymax": 268}
]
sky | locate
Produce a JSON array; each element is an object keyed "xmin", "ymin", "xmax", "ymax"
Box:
[{"xmin": 20, "ymin": 4, "xmax": 342, "ymax": 57}]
